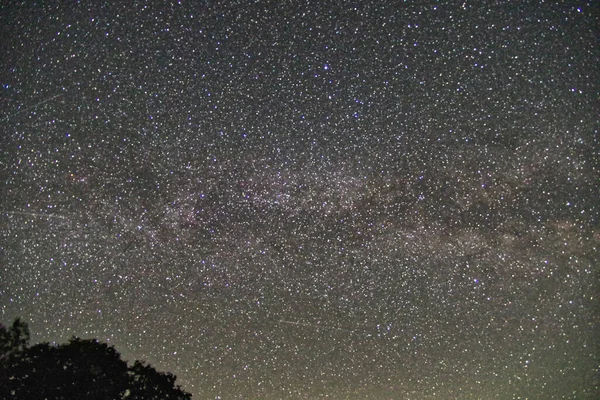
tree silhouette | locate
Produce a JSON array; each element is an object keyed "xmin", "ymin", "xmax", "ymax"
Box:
[
  {"xmin": 0, "ymin": 319, "xmax": 192, "ymax": 399},
  {"xmin": 0, "ymin": 318, "xmax": 30, "ymax": 358}
]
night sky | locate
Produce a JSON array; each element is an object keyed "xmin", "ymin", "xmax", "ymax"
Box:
[{"xmin": 1, "ymin": 1, "xmax": 598, "ymax": 398}]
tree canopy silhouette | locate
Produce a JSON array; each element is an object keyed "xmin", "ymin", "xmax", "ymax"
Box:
[{"xmin": 0, "ymin": 318, "xmax": 192, "ymax": 399}]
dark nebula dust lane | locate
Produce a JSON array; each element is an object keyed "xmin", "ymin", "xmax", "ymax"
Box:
[{"xmin": 1, "ymin": 1, "xmax": 598, "ymax": 399}]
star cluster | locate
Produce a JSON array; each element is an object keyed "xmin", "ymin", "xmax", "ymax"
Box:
[{"xmin": 1, "ymin": 1, "xmax": 598, "ymax": 398}]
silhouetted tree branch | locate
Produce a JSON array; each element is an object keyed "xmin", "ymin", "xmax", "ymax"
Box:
[{"xmin": 0, "ymin": 319, "xmax": 192, "ymax": 399}]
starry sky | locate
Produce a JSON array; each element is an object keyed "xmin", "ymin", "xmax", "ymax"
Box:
[{"xmin": 1, "ymin": 1, "xmax": 598, "ymax": 398}]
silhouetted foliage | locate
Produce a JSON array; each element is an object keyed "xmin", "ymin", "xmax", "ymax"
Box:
[
  {"xmin": 0, "ymin": 319, "xmax": 192, "ymax": 399},
  {"xmin": 0, "ymin": 318, "xmax": 30, "ymax": 358}
]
